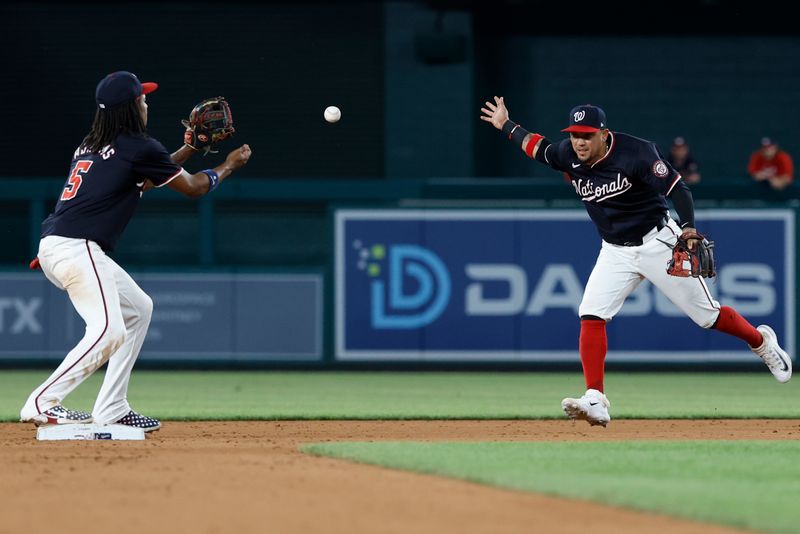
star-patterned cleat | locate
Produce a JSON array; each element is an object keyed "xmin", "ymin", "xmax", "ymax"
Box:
[{"xmin": 114, "ymin": 410, "xmax": 161, "ymax": 432}]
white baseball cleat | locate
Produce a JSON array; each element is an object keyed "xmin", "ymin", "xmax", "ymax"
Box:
[
  {"xmin": 561, "ymin": 389, "xmax": 611, "ymax": 427},
  {"xmin": 751, "ymin": 325, "xmax": 792, "ymax": 383},
  {"xmin": 20, "ymin": 405, "xmax": 93, "ymax": 426}
]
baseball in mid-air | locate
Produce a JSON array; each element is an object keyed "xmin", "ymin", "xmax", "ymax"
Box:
[{"xmin": 324, "ymin": 106, "xmax": 341, "ymax": 123}]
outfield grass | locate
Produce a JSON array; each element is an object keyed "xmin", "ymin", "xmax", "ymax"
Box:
[
  {"xmin": 1, "ymin": 370, "xmax": 798, "ymax": 421},
  {"xmin": 304, "ymin": 440, "xmax": 800, "ymax": 534}
]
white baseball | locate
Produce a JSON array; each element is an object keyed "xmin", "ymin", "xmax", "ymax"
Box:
[{"xmin": 324, "ymin": 106, "xmax": 341, "ymax": 123}]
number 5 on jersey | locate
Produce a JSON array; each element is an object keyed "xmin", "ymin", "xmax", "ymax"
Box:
[{"xmin": 61, "ymin": 160, "xmax": 92, "ymax": 201}]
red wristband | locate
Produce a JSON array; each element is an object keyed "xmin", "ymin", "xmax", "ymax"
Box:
[{"xmin": 525, "ymin": 134, "xmax": 544, "ymax": 158}]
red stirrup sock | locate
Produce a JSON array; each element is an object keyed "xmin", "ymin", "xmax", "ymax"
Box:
[
  {"xmin": 712, "ymin": 306, "xmax": 763, "ymax": 347},
  {"xmin": 580, "ymin": 319, "xmax": 608, "ymax": 392}
]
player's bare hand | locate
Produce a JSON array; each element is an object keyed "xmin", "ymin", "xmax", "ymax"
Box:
[
  {"xmin": 480, "ymin": 96, "xmax": 509, "ymax": 130},
  {"xmin": 142, "ymin": 179, "xmax": 155, "ymax": 193},
  {"xmin": 225, "ymin": 144, "xmax": 252, "ymax": 170}
]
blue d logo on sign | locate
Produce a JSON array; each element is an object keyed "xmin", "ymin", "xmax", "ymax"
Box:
[{"xmin": 357, "ymin": 244, "xmax": 451, "ymax": 329}]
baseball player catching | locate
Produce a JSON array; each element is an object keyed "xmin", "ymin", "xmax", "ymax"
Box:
[
  {"xmin": 480, "ymin": 97, "xmax": 792, "ymax": 427},
  {"xmin": 20, "ymin": 71, "xmax": 251, "ymax": 432}
]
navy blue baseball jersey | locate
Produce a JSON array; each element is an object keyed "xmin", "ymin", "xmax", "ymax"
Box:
[
  {"xmin": 41, "ymin": 134, "xmax": 182, "ymax": 251},
  {"xmin": 536, "ymin": 132, "xmax": 681, "ymax": 245}
]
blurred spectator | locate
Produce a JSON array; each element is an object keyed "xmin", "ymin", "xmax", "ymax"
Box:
[
  {"xmin": 748, "ymin": 137, "xmax": 794, "ymax": 190},
  {"xmin": 666, "ymin": 137, "xmax": 701, "ymax": 185}
]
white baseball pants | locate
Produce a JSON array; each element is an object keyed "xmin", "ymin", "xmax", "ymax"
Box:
[
  {"xmin": 579, "ymin": 218, "xmax": 721, "ymax": 328},
  {"xmin": 20, "ymin": 236, "xmax": 153, "ymax": 425}
]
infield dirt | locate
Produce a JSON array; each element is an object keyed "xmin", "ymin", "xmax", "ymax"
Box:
[{"xmin": 3, "ymin": 420, "xmax": 796, "ymax": 534}]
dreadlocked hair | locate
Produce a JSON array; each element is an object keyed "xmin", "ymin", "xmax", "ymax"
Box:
[{"xmin": 80, "ymin": 99, "xmax": 147, "ymax": 153}]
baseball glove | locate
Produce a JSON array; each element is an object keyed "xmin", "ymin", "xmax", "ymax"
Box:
[
  {"xmin": 665, "ymin": 231, "xmax": 716, "ymax": 278},
  {"xmin": 182, "ymin": 96, "xmax": 235, "ymax": 155}
]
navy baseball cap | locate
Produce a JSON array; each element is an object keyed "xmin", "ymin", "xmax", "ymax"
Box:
[
  {"xmin": 95, "ymin": 71, "xmax": 158, "ymax": 109},
  {"xmin": 562, "ymin": 104, "xmax": 607, "ymax": 133}
]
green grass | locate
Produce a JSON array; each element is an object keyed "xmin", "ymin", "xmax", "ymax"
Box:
[
  {"xmin": 304, "ymin": 440, "xmax": 800, "ymax": 534},
  {"xmin": 1, "ymin": 370, "xmax": 798, "ymax": 421}
]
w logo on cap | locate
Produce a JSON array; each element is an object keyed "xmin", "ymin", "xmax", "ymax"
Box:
[{"xmin": 574, "ymin": 110, "xmax": 586, "ymax": 122}]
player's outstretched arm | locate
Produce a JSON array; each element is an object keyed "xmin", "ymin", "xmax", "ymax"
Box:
[
  {"xmin": 171, "ymin": 145, "xmax": 197, "ymax": 166},
  {"xmin": 480, "ymin": 96, "xmax": 544, "ymax": 158},
  {"xmin": 142, "ymin": 145, "xmax": 204, "ymax": 192},
  {"xmin": 167, "ymin": 144, "xmax": 252, "ymax": 198}
]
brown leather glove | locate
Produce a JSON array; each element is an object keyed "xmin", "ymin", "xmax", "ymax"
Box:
[
  {"xmin": 182, "ymin": 96, "xmax": 235, "ymax": 155},
  {"xmin": 666, "ymin": 231, "xmax": 716, "ymax": 278}
]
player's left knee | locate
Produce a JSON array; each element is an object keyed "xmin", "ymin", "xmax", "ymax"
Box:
[{"xmin": 693, "ymin": 310, "xmax": 719, "ymax": 329}]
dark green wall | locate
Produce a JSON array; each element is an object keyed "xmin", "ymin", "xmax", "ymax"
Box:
[
  {"xmin": 475, "ymin": 36, "xmax": 800, "ymax": 183},
  {"xmin": 1, "ymin": 2, "xmax": 384, "ymax": 179}
]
